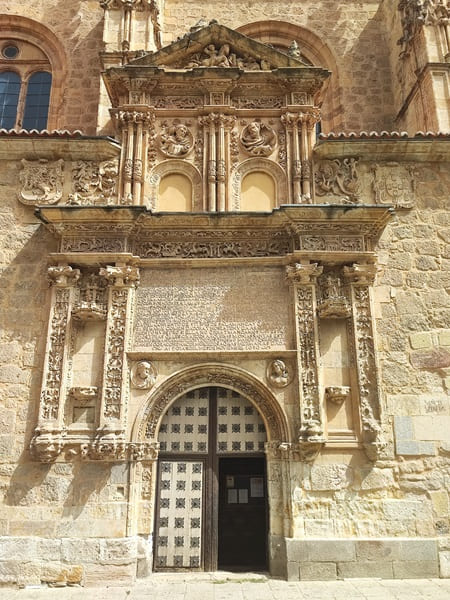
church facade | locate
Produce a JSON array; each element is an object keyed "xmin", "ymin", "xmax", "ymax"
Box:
[{"xmin": 0, "ymin": 0, "xmax": 449, "ymax": 586}]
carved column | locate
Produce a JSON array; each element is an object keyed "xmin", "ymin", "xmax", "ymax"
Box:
[
  {"xmin": 97, "ymin": 265, "xmax": 140, "ymax": 445},
  {"xmin": 31, "ymin": 266, "xmax": 80, "ymax": 461},
  {"xmin": 343, "ymin": 263, "xmax": 384, "ymax": 460},
  {"xmin": 115, "ymin": 110, "xmax": 154, "ymax": 205},
  {"xmin": 286, "ymin": 263, "xmax": 324, "ymax": 457}
]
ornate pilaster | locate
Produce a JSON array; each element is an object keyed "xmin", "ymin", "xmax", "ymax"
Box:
[
  {"xmin": 100, "ymin": 0, "xmax": 163, "ymax": 53},
  {"xmin": 343, "ymin": 263, "xmax": 384, "ymax": 460},
  {"xmin": 281, "ymin": 109, "xmax": 320, "ymax": 204},
  {"xmin": 97, "ymin": 265, "xmax": 140, "ymax": 444},
  {"xmin": 113, "ymin": 110, "xmax": 155, "ymax": 205},
  {"xmin": 30, "ymin": 266, "xmax": 80, "ymax": 462},
  {"xmin": 286, "ymin": 263, "xmax": 324, "ymax": 458}
]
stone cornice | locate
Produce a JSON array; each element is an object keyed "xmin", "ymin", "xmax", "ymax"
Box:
[
  {"xmin": 35, "ymin": 205, "xmax": 393, "ymax": 264},
  {"xmin": 0, "ymin": 136, "xmax": 121, "ymax": 161},
  {"xmin": 314, "ymin": 136, "xmax": 450, "ymax": 162}
]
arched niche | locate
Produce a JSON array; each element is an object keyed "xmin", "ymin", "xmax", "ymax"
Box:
[
  {"xmin": 231, "ymin": 158, "xmax": 287, "ymax": 211},
  {"xmin": 241, "ymin": 171, "xmax": 276, "ymax": 212},
  {"xmin": 147, "ymin": 160, "xmax": 202, "ymax": 211},
  {"xmin": 133, "ymin": 363, "xmax": 291, "ymax": 444},
  {"xmin": 236, "ymin": 20, "xmax": 342, "ymax": 132},
  {"xmin": 0, "ymin": 15, "xmax": 67, "ymax": 130}
]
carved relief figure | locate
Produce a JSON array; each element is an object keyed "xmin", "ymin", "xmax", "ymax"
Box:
[
  {"xmin": 267, "ymin": 359, "xmax": 291, "ymax": 388},
  {"xmin": 131, "ymin": 360, "xmax": 157, "ymax": 389},
  {"xmin": 69, "ymin": 160, "xmax": 118, "ymax": 205},
  {"xmin": 314, "ymin": 158, "xmax": 361, "ymax": 204},
  {"xmin": 182, "ymin": 44, "xmax": 271, "ymax": 71},
  {"xmin": 240, "ymin": 122, "xmax": 276, "ymax": 157},
  {"xmin": 19, "ymin": 159, "xmax": 64, "ymax": 205},
  {"xmin": 372, "ymin": 162, "xmax": 416, "ymax": 208},
  {"xmin": 159, "ymin": 124, "xmax": 193, "ymax": 157}
]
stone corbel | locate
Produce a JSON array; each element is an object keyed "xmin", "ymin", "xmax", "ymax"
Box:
[
  {"xmin": 286, "ymin": 263, "xmax": 325, "ymax": 458},
  {"xmin": 343, "ymin": 263, "xmax": 384, "ymax": 461}
]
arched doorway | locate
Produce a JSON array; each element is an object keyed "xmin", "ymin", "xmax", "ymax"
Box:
[{"xmin": 154, "ymin": 386, "xmax": 269, "ymax": 571}]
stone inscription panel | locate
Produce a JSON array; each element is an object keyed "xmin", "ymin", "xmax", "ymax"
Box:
[{"xmin": 133, "ymin": 267, "xmax": 292, "ymax": 351}]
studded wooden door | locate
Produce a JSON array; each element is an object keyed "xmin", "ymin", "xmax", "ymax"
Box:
[{"xmin": 154, "ymin": 386, "xmax": 268, "ymax": 571}]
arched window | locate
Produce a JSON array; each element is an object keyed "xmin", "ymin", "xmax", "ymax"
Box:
[
  {"xmin": 0, "ymin": 39, "xmax": 53, "ymax": 130},
  {"xmin": 0, "ymin": 71, "xmax": 21, "ymax": 130},
  {"xmin": 22, "ymin": 71, "xmax": 52, "ymax": 130}
]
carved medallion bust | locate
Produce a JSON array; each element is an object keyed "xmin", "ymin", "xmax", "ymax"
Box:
[
  {"xmin": 159, "ymin": 124, "xmax": 193, "ymax": 157},
  {"xmin": 267, "ymin": 359, "xmax": 291, "ymax": 388},
  {"xmin": 240, "ymin": 121, "xmax": 276, "ymax": 157},
  {"xmin": 131, "ymin": 361, "xmax": 157, "ymax": 389}
]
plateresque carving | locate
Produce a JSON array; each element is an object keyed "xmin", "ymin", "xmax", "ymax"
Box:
[
  {"xmin": 315, "ymin": 158, "xmax": 361, "ymax": 204},
  {"xmin": 19, "ymin": 159, "xmax": 64, "ymax": 206},
  {"xmin": 240, "ymin": 121, "xmax": 277, "ymax": 157},
  {"xmin": 69, "ymin": 160, "xmax": 118, "ymax": 206},
  {"xmin": 182, "ymin": 44, "xmax": 271, "ymax": 70},
  {"xmin": 317, "ymin": 271, "xmax": 351, "ymax": 318},
  {"xmin": 325, "ymin": 386, "xmax": 351, "ymax": 405},
  {"xmin": 372, "ymin": 162, "xmax": 417, "ymax": 208},
  {"xmin": 398, "ymin": 0, "xmax": 450, "ymax": 56},
  {"xmin": 131, "ymin": 360, "xmax": 157, "ymax": 389},
  {"xmin": 159, "ymin": 123, "xmax": 194, "ymax": 158},
  {"xmin": 266, "ymin": 359, "xmax": 291, "ymax": 388}
]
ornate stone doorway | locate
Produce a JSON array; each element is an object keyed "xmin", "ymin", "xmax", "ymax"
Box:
[{"xmin": 153, "ymin": 386, "xmax": 268, "ymax": 571}]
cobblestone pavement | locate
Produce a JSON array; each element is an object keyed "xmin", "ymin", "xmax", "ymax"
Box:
[{"xmin": 4, "ymin": 573, "xmax": 450, "ymax": 599}]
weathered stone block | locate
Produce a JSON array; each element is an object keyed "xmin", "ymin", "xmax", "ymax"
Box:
[
  {"xmin": 286, "ymin": 561, "xmax": 300, "ymax": 582},
  {"xmin": 439, "ymin": 331, "xmax": 450, "ymax": 346},
  {"xmin": 40, "ymin": 563, "xmax": 83, "ymax": 585},
  {"xmin": 439, "ymin": 550, "xmax": 450, "ymax": 578},
  {"xmin": 355, "ymin": 540, "xmax": 401, "ymax": 561},
  {"xmin": 392, "ymin": 560, "xmax": 439, "ymax": 578},
  {"xmin": 395, "ymin": 440, "xmax": 435, "ymax": 456},
  {"xmin": 99, "ymin": 537, "xmax": 137, "ymax": 565},
  {"xmin": 0, "ymin": 536, "xmax": 38, "ymax": 560},
  {"xmin": 399, "ymin": 539, "xmax": 438, "ymax": 562},
  {"xmin": 360, "ymin": 468, "xmax": 396, "ymax": 491},
  {"xmin": 110, "ymin": 463, "xmax": 129, "ymax": 484},
  {"xmin": 305, "ymin": 540, "xmax": 356, "ymax": 563},
  {"xmin": 61, "ymin": 538, "xmax": 101, "ymax": 563},
  {"xmin": 410, "ymin": 348, "xmax": 450, "ymax": 369},
  {"xmin": 299, "ymin": 561, "xmax": 337, "ymax": 580},
  {"xmin": 285, "ymin": 538, "xmax": 308, "ymax": 563},
  {"xmin": 338, "ymin": 561, "xmax": 394, "ymax": 579},
  {"xmin": 310, "ymin": 464, "xmax": 353, "ymax": 491},
  {"xmin": 410, "ymin": 332, "xmax": 433, "ymax": 349},
  {"xmin": 82, "ymin": 563, "xmax": 136, "ymax": 587},
  {"xmin": 393, "ymin": 416, "xmax": 413, "ymax": 441}
]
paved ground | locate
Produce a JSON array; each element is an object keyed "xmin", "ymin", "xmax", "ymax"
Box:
[{"xmin": 4, "ymin": 573, "xmax": 450, "ymax": 599}]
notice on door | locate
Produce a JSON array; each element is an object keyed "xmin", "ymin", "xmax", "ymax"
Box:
[{"xmin": 250, "ymin": 477, "xmax": 264, "ymax": 498}]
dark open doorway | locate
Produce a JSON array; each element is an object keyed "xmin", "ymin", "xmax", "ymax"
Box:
[{"xmin": 218, "ymin": 456, "xmax": 268, "ymax": 571}]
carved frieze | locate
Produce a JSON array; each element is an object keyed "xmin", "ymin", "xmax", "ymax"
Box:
[
  {"xmin": 152, "ymin": 96, "xmax": 203, "ymax": 109},
  {"xmin": 300, "ymin": 236, "xmax": 364, "ymax": 252},
  {"xmin": 60, "ymin": 237, "xmax": 126, "ymax": 253},
  {"xmin": 372, "ymin": 162, "xmax": 417, "ymax": 208},
  {"xmin": 69, "ymin": 160, "xmax": 118, "ymax": 206},
  {"xmin": 314, "ymin": 158, "xmax": 361, "ymax": 204},
  {"xmin": 231, "ymin": 96, "xmax": 284, "ymax": 109},
  {"xmin": 19, "ymin": 159, "xmax": 64, "ymax": 206}
]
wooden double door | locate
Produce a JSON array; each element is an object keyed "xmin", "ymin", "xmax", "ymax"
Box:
[{"xmin": 154, "ymin": 387, "xmax": 268, "ymax": 571}]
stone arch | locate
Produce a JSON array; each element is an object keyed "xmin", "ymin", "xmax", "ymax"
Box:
[
  {"xmin": 231, "ymin": 158, "xmax": 287, "ymax": 210},
  {"xmin": 0, "ymin": 15, "xmax": 68, "ymax": 130},
  {"xmin": 133, "ymin": 363, "xmax": 291, "ymax": 444},
  {"xmin": 237, "ymin": 20, "xmax": 342, "ymax": 132},
  {"xmin": 147, "ymin": 160, "xmax": 202, "ymax": 211}
]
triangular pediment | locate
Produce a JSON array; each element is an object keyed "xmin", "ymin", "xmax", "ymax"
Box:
[{"xmin": 130, "ymin": 21, "xmax": 309, "ymax": 71}]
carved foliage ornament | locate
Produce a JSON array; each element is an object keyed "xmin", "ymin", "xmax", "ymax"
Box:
[
  {"xmin": 178, "ymin": 44, "xmax": 272, "ymax": 71},
  {"xmin": 240, "ymin": 122, "xmax": 277, "ymax": 157},
  {"xmin": 372, "ymin": 162, "xmax": 417, "ymax": 208},
  {"xmin": 19, "ymin": 159, "xmax": 64, "ymax": 206},
  {"xmin": 314, "ymin": 158, "xmax": 361, "ymax": 204}
]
